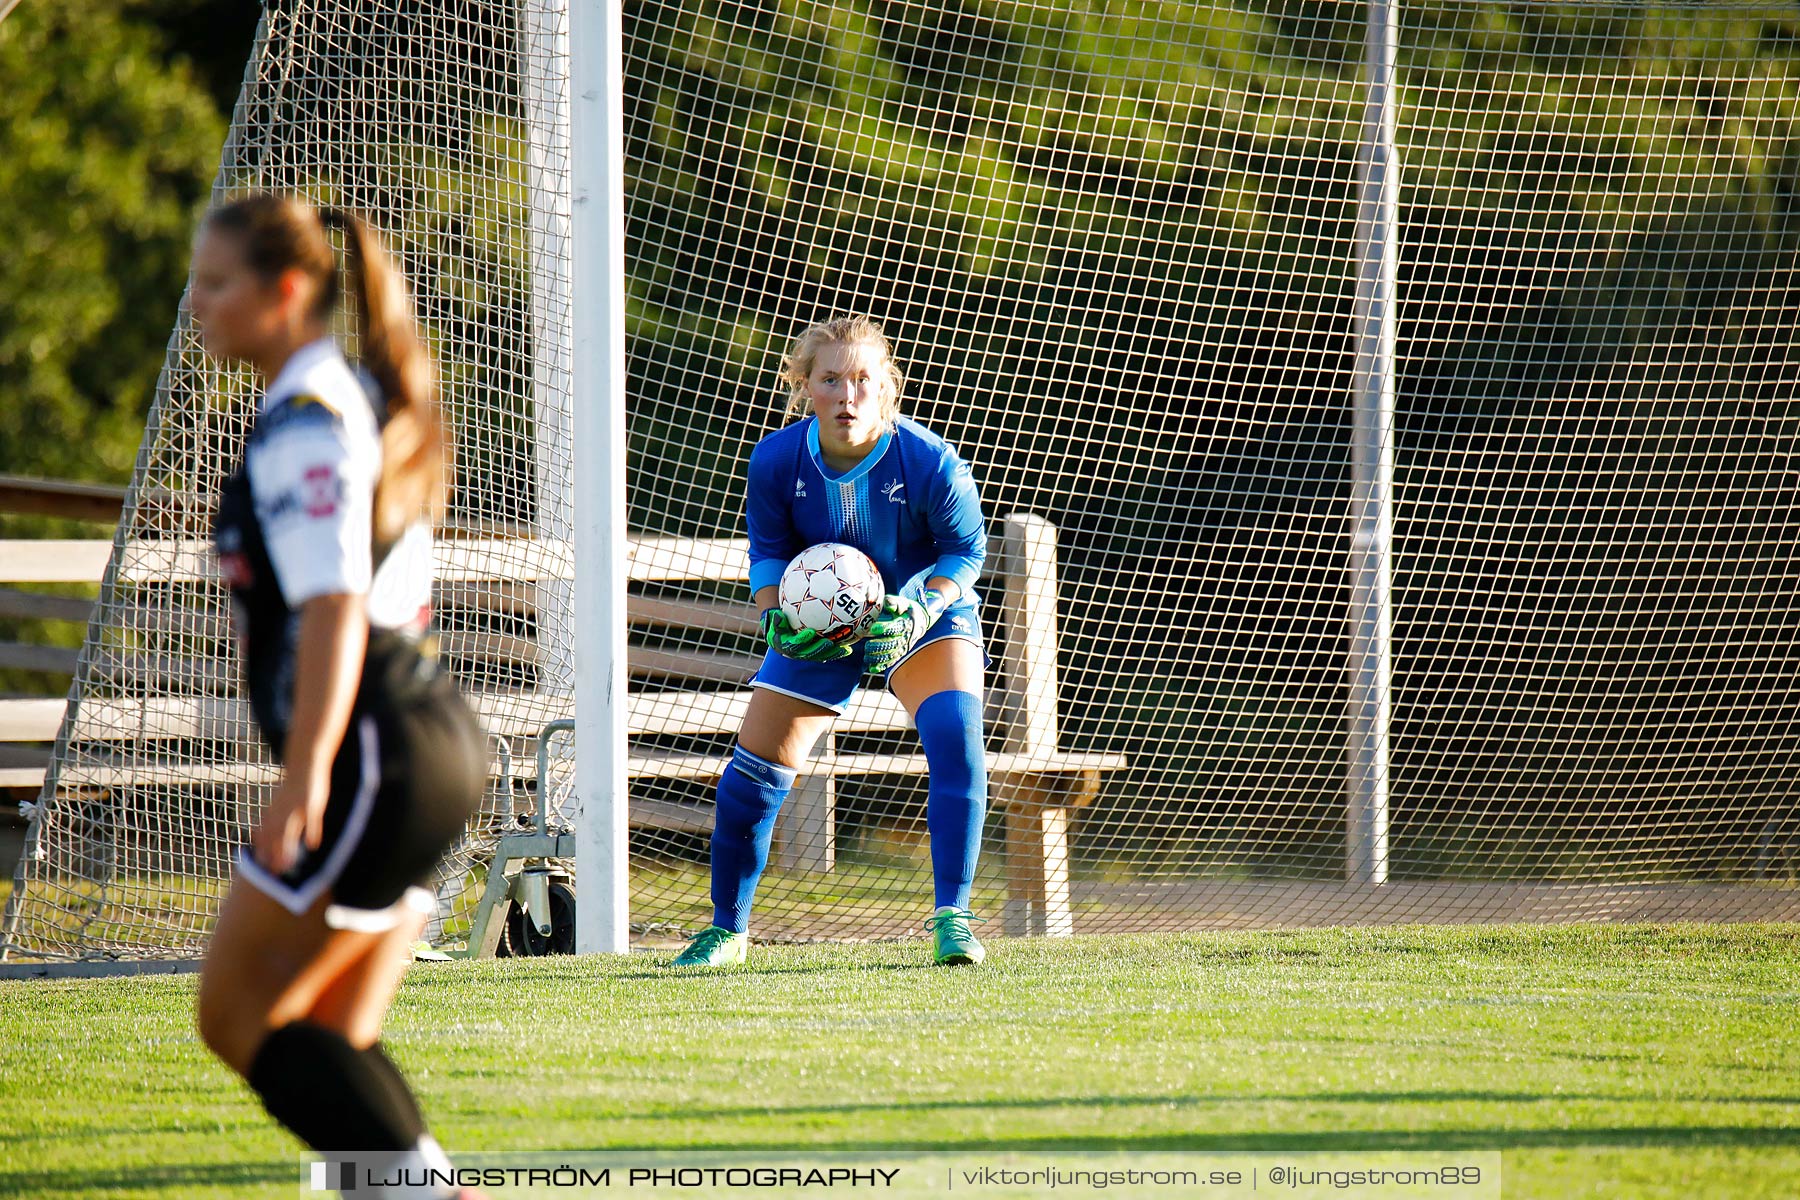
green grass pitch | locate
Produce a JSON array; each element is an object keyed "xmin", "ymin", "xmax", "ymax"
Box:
[{"xmin": 2, "ymin": 925, "xmax": 1797, "ymax": 1199}]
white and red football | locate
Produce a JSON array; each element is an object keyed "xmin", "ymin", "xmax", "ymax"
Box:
[{"xmin": 777, "ymin": 543, "xmax": 885, "ymax": 644}]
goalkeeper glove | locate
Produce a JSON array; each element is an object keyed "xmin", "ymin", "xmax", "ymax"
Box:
[
  {"xmin": 862, "ymin": 586, "xmax": 951, "ymax": 674},
  {"xmin": 761, "ymin": 608, "xmax": 853, "ymax": 662}
]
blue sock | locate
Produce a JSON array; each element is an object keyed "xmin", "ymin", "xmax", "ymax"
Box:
[
  {"xmin": 709, "ymin": 744, "xmax": 796, "ymax": 933},
  {"xmin": 916, "ymin": 690, "xmax": 988, "ymax": 910}
]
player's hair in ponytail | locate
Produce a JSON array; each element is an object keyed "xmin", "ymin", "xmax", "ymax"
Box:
[
  {"xmin": 319, "ymin": 207, "xmax": 445, "ymax": 546},
  {"xmin": 205, "ymin": 194, "xmax": 445, "ymax": 546},
  {"xmin": 204, "ymin": 193, "xmax": 338, "ymax": 309},
  {"xmin": 779, "ymin": 314, "xmax": 905, "ymax": 425}
]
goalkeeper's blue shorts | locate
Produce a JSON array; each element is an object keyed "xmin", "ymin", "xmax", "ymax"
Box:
[{"xmin": 749, "ymin": 603, "xmax": 985, "ymax": 714}]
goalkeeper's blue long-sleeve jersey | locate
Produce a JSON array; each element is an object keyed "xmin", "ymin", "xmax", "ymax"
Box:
[{"xmin": 745, "ymin": 416, "xmax": 986, "ymax": 604}]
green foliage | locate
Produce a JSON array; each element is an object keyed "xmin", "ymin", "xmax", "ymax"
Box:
[
  {"xmin": 0, "ymin": 2, "xmax": 223, "ymax": 485},
  {"xmin": 119, "ymin": 0, "xmax": 263, "ymax": 111},
  {"xmin": 626, "ymin": 0, "xmax": 1800, "ymax": 532}
]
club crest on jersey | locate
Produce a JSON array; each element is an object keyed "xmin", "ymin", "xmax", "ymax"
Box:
[
  {"xmin": 302, "ymin": 465, "xmax": 342, "ymax": 517},
  {"xmin": 882, "ymin": 480, "xmax": 905, "ymax": 503}
]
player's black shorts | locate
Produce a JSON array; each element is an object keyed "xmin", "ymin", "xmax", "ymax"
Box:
[{"xmin": 237, "ymin": 643, "xmax": 486, "ymax": 931}]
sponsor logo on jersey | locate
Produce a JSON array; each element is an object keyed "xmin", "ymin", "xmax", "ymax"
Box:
[
  {"xmin": 795, "ymin": 478, "xmax": 807, "ymax": 497},
  {"xmin": 258, "ymin": 490, "xmax": 299, "ymax": 522},
  {"xmin": 258, "ymin": 464, "xmax": 344, "ymax": 525},
  {"xmin": 882, "ymin": 480, "xmax": 906, "ymax": 503},
  {"xmin": 951, "ymin": 615, "xmax": 972, "ymax": 633}
]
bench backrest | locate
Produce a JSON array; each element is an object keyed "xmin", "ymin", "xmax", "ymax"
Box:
[{"xmin": 0, "ymin": 514, "xmax": 1065, "ymax": 754}]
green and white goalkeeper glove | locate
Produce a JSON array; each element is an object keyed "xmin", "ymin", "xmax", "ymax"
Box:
[
  {"xmin": 762, "ymin": 608, "xmax": 854, "ymax": 662},
  {"xmin": 862, "ymin": 585, "xmax": 951, "ymax": 675}
]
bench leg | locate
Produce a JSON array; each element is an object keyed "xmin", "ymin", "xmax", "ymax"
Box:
[
  {"xmin": 1001, "ymin": 797, "xmax": 1073, "ymax": 938},
  {"xmin": 772, "ymin": 760, "xmax": 836, "ymax": 874}
]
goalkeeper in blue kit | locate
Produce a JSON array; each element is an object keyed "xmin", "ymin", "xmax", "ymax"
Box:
[{"xmin": 668, "ymin": 315, "xmax": 991, "ymax": 968}]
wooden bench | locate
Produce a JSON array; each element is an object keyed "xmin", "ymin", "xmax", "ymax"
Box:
[{"xmin": 1, "ymin": 514, "xmax": 1123, "ymax": 936}]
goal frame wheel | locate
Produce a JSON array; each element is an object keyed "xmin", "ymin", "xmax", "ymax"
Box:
[{"xmin": 496, "ymin": 873, "xmax": 577, "ymax": 957}]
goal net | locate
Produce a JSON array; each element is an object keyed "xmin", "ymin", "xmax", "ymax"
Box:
[{"xmin": 7, "ymin": 0, "xmax": 1800, "ymax": 959}]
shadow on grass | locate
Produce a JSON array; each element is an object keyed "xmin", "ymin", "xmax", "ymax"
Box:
[
  {"xmin": 651, "ymin": 1126, "xmax": 1800, "ymax": 1152},
  {"xmin": 0, "ymin": 1121, "xmax": 265, "ymax": 1147},
  {"xmin": 0, "ymin": 1159, "xmax": 293, "ymax": 1196},
  {"xmin": 624, "ymin": 962, "xmax": 939, "ymax": 980},
  {"xmin": 636, "ymin": 1090, "xmax": 1800, "ymax": 1123},
  {"xmin": 457, "ymin": 959, "xmax": 939, "ymax": 984}
]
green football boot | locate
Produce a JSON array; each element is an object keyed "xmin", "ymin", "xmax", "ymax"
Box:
[
  {"xmin": 924, "ymin": 907, "xmax": 987, "ymax": 966},
  {"xmin": 668, "ymin": 925, "xmax": 747, "ymax": 968}
]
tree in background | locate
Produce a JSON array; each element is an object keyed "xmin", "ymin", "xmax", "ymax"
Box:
[
  {"xmin": 0, "ymin": 1, "xmax": 243, "ymax": 694},
  {"xmin": 0, "ymin": 2, "xmax": 227, "ymax": 486}
]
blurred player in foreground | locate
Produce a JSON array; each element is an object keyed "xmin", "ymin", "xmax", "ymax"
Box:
[{"xmin": 193, "ymin": 193, "xmax": 487, "ymax": 1200}]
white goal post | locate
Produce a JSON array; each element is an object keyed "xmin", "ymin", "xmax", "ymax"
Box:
[{"xmin": 568, "ymin": 0, "xmax": 631, "ymax": 954}]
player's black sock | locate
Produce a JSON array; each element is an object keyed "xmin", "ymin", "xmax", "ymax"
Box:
[
  {"xmin": 247, "ymin": 1021, "xmax": 424, "ymax": 1153},
  {"xmin": 358, "ymin": 1040, "xmax": 427, "ymax": 1135}
]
